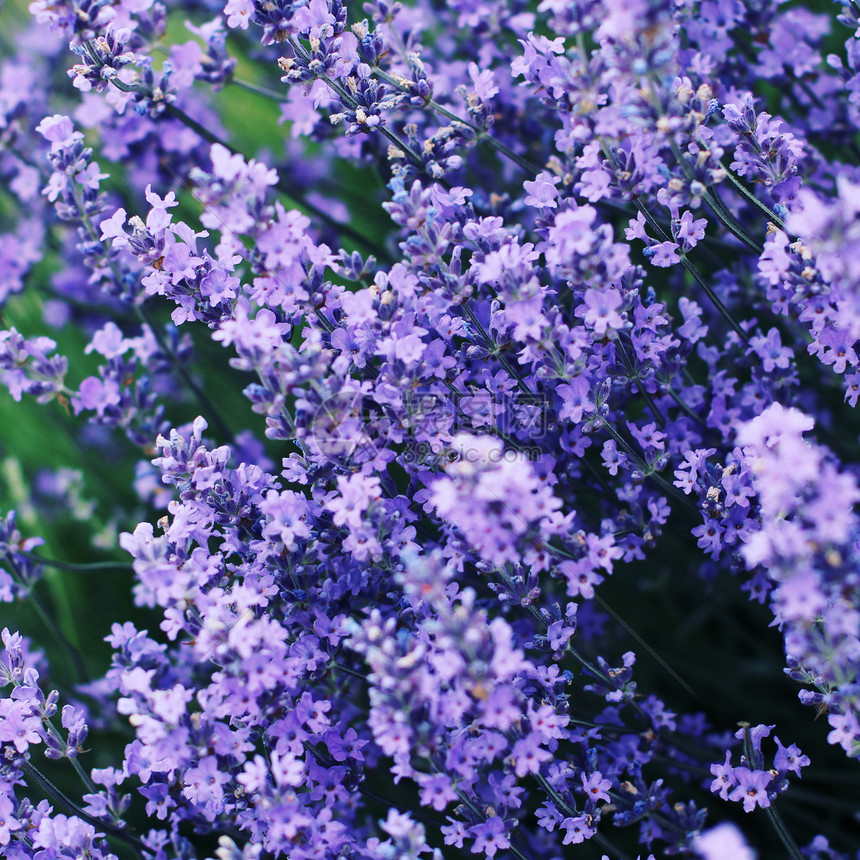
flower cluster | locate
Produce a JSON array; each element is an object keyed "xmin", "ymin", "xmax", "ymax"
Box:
[
  {"xmin": 709, "ymin": 723, "xmax": 810, "ymax": 812},
  {"xmin": 1, "ymin": 0, "xmax": 860, "ymax": 858}
]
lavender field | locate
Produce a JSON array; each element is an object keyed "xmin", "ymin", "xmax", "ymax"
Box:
[{"xmin": 0, "ymin": 0, "xmax": 859, "ymax": 858}]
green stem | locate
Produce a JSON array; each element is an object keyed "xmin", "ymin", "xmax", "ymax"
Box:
[
  {"xmin": 699, "ymin": 178, "xmax": 763, "ymax": 253},
  {"xmin": 371, "ymin": 67, "xmax": 543, "ymax": 175},
  {"xmin": 136, "ymin": 306, "xmax": 235, "ymax": 443},
  {"xmin": 230, "ymin": 77, "xmax": 286, "ymax": 101},
  {"xmin": 739, "ymin": 724, "xmax": 804, "ymax": 860},
  {"xmin": 600, "ymin": 421, "xmax": 694, "ymax": 508},
  {"xmin": 104, "ymin": 68, "xmax": 386, "ymax": 257},
  {"xmin": 592, "ymin": 590, "xmax": 701, "ymax": 702},
  {"xmin": 593, "ymin": 831, "xmax": 632, "ymax": 860},
  {"xmin": 70, "ymin": 183, "xmax": 238, "ymax": 445},
  {"xmin": 636, "ymin": 381, "xmax": 667, "ymax": 428},
  {"xmin": 640, "ymin": 72, "xmax": 762, "ymax": 253},
  {"xmin": 164, "ymin": 103, "xmax": 229, "ymax": 148},
  {"xmin": 565, "ymin": 643, "xmax": 613, "ymax": 687},
  {"xmin": 661, "ymin": 383, "xmax": 709, "ymax": 429},
  {"xmin": 537, "ymin": 772, "xmax": 634, "ymax": 860},
  {"xmin": 508, "ymin": 843, "xmax": 532, "ymax": 860},
  {"xmin": 617, "ymin": 340, "xmax": 666, "ymax": 427},
  {"xmin": 16, "ymin": 550, "xmax": 133, "ymax": 573},
  {"xmin": 765, "ymin": 803, "xmax": 806, "ymax": 860},
  {"xmin": 51, "ymin": 728, "xmax": 98, "ymax": 795},
  {"xmin": 331, "ymin": 661, "xmax": 366, "ymax": 681},
  {"xmin": 580, "ymin": 452, "xmax": 615, "ymax": 497},
  {"xmin": 662, "ymin": 134, "xmax": 763, "ymax": 254},
  {"xmin": 536, "ymin": 773, "xmax": 576, "ymax": 815},
  {"xmin": 5, "ymin": 555, "xmax": 89, "ymax": 685},
  {"xmin": 461, "ymin": 303, "xmax": 534, "ymax": 396},
  {"xmin": 629, "ymin": 197, "xmax": 749, "ymax": 344},
  {"xmin": 32, "ymin": 593, "xmax": 89, "ymax": 684},
  {"xmin": 22, "ymin": 761, "xmax": 148, "ymax": 858},
  {"xmin": 679, "ymin": 252, "xmax": 750, "ymax": 345},
  {"xmin": 718, "ymin": 160, "xmax": 789, "ymax": 233},
  {"xmin": 289, "ymin": 39, "xmax": 425, "ymax": 167},
  {"xmin": 166, "ymin": 100, "xmax": 379, "ymax": 245}
]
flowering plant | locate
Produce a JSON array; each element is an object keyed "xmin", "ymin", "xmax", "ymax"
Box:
[{"xmin": 0, "ymin": 0, "xmax": 859, "ymax": 858}]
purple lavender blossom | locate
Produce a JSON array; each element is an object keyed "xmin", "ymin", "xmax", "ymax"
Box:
[{"xmin": 2, "ymin": 0, "xmax": 860, "ymax": 858}]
